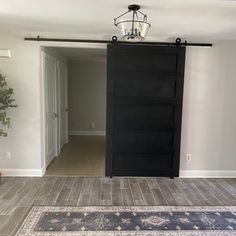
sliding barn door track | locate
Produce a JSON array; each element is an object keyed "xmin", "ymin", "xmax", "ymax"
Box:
[{"xmin": 24, "ymin": 36, "xmax": 212, "ymax": 47}]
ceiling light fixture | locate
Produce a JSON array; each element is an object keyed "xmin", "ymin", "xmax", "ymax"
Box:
[{"xmin": 114, "ymin": 4, "xmax": 151, "ymax": 40}]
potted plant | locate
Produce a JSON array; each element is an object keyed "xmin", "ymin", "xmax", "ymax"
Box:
[{"xmin": 0, "ymin": 74, "xmax": 17, "ymax": 137}]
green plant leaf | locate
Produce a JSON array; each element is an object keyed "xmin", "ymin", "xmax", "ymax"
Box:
[{"xmin": 0, "ymin": 73, "xmax": 17, "ymax": 137}]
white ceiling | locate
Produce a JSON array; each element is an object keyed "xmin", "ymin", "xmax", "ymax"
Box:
[{"xmin": 1, "ymin": 0, "xmax": 236, "ymax": 41}]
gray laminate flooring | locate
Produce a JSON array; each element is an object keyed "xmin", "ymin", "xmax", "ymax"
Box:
[{"xmin": 0, "ymin": 177, "xmax": 235, "ymax": 235}]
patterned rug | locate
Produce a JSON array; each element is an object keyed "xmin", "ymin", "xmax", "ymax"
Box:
[{"xmin": 16, "ymin": 206, "xmax": 236, "ymax": 235}]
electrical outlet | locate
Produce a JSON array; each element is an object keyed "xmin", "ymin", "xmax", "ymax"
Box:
[
  {"xmin": 186, "ymin": 153, "xmax": 192, "ymax": 162},
  {"xmin": 5, "ymin": 152, "xmax": 11, "ymax": 160},
  {"xmin": 91, "ymin": 122, "xmax": 95, "ymax": 129}
]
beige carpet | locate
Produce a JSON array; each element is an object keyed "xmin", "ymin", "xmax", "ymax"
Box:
[{"xmin": 46, "ymin": 135, "xmax": 105, "ymax": 176}]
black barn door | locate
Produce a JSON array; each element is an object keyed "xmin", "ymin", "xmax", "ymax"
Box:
[{"xmin": 106, "ymin": 44, "xmax": 186, "ymax": 177}]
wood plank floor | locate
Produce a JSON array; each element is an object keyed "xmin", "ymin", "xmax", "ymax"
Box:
[{"xmin": 0, "ymin": 177, "xmax": 236, "ymax": 235}]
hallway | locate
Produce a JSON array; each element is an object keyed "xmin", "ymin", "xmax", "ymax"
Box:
[{"xmin": 46, "ymin": 135, "xmax": 105, "ymax": 176}]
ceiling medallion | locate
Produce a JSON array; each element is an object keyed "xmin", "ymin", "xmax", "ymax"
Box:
[{"xmin": 114, "ymin": 4, "xmax": 151, "ymax": 40}]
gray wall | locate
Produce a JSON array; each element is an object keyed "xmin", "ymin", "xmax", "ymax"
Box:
[
  {"xmin": 1, "ymin": 32, "xmax": 236, "ymax": 177},
  {"xmin": 68, "ymin": 60, "xmax": 106, "ymax": 134},
  {"xmin": 180, "ymin": 41, "xmax": 236, "ymax": 176}
]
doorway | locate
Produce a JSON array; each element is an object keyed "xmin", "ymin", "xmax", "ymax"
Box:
[
  {"xmin": 41, "ymin": 46, "xmax": 107, "ymax": 176},
  {"xmin": 41, "ymin": 43, "xmax": 186, "ymax": 178}
]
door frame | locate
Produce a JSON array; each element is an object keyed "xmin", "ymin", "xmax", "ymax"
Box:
[
  {"xmin": 57, "ymin": 60, "xmax": 69, "ymax": 150},
  {"xmin": 40, "ymin": 43, "xmax": 106, "ymax": 175}
]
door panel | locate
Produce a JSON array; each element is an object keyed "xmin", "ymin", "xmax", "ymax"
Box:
[
  {"xmin": 115, "ymin": 78, "xmax": 176, "ymax": 98},
  {"xmin": 112, "ymin": 153, "xmax": 172, "ymax": 176},
  {"xmin": 114, "ymin": 130, "xmax": 173, "ymax": 153},
  {"xmin": 106, "ymin": 44, "xmax": 186, "ymax": 177},
  {"xmin": 59, "ymin": 62, "xmax": 68, "ymax": 149},
  {"xmin": 44, "ymin": 54, "xmax": 57, "ymax": 167},
  {"xmin": 115, "ymin": 53, "xmax": 177, "ymax": 72},
  {"xmin": 115, "ymin": 105, "xmax": 174, "ymax": 129}
]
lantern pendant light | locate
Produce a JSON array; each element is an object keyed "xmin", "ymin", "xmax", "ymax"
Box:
[{"xmin": 114, "ymin": 4, "xmax": 151, "ymax": 40}]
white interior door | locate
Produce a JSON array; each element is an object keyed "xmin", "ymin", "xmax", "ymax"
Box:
[
  {"xmin": 44, "ymin": 54, "xmax": 57, "ymax": 167},
  {"xmin": 58, "ymin": 61, "xmax": 68, "ymax": 149}
]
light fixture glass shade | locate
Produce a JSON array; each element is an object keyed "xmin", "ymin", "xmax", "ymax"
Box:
[
  {"xmin": 115, "ymin": 20, "xmax": 150, "ymax": 40},
  {"xmin": 114, "ymin": 5, "xmax": 151, "ymax": 40}
]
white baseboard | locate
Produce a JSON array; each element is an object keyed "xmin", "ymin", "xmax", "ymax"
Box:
[
  {"xmin": 180, "ymin": 170, "xmax": 236, "ymax": 178},
  {"xmin": 2, "ymin": 167, "xmax": 235, "ymax": 178},
  {"xmin": 1, "ymin": 167, "xmax": 45, "ymax": 177},
  {"xmin": 69, "ymin": 131, "xmax": 106, "ymax": 136}
]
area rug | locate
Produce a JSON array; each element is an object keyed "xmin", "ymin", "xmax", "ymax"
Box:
[{"xmin": 16, "ymin": 206, "xmax": 236, "ymax": 236}]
